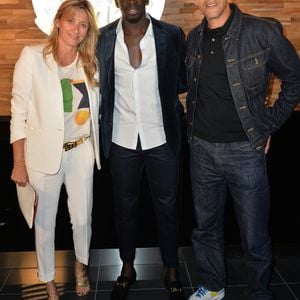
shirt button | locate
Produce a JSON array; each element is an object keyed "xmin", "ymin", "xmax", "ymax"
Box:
[
  {"xmin": 193, "ymin": 78, "xmax": 197, "ymax": 82},
  {"xmin": 210, "ymin": 51, "xmax": 214, "ymax": 54},
  {"xmin": 212, "ymin": 38, "xmax": 215, "ymax": 42}
]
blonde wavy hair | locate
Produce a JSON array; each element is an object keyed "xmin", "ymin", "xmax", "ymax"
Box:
[{"xmin": 43, "ymin": 0, "xmax": 99, "ymax": 87}]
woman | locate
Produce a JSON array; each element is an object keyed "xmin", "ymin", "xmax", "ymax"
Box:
[{"xmin": 10, "ymin": 0, "xmax": 100, "ymax": 298}]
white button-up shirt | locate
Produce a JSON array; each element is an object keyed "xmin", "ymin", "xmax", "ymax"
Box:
[{"xmin": 112, "ymin": 16, "xmax": 166, "ymax": 150}]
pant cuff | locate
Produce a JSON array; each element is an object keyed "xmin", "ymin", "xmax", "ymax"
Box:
[
  {"xmin": 75, "ymin": 254, "xmax": 89, "ymax": 266},
  {"xmin": 38, "ymin": 271, "xmax": 55, "ymax": 282}
]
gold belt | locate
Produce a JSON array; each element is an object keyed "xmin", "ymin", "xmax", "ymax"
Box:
[{"xmin": 63, "ymin": 135, "xmax": 89, "ymax": 152}]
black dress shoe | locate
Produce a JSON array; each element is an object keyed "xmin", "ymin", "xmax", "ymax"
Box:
[
  {"xmin": 165, "ymin": 279, "xmax": 186, "ymax": 300},
  {"xmin": 111, "ymin": 270, "xmax": 136, "ymax": 300}
]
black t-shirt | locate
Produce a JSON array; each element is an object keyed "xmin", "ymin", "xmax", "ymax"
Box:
[{"xmin": 193, "ymin": 8, "xmax": 248, "ymax": 142}]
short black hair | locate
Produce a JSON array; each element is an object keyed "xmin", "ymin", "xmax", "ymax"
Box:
[{"xmin": 114, "ymin": 0, "xmax": 149, "ymax": 8}]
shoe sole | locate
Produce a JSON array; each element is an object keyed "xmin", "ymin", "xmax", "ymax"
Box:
[
  {"xmin": 189, "ymin": 291, "xmax": 224, "ymax": 300},
  {"xmin": 213, "ymin": 293, "xmax": 225, "ymax": 300}
]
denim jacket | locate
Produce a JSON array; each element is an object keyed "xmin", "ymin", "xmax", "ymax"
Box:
[{"xmin": 186, "ymin": 4, "xmax": 300, "ymax": 151}]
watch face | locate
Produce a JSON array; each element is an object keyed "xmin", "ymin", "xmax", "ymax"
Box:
[{"xmin": 32, "ymin": 0, "xmax": 166, "ymax": 35}]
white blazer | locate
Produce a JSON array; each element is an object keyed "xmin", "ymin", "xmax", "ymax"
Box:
[{"xmin": 10, "ymin": 45, "xmax": 101, "ymax": 174}]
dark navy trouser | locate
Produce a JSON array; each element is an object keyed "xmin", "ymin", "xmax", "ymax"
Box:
[{"xmin": 109, "ymin": 142, "xmax": 179, "ymax": 268}]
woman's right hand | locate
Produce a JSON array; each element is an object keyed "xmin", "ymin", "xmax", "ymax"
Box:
[{"xmin": 11, "ymin": 161, "xmax": 29, "ymax": 187}]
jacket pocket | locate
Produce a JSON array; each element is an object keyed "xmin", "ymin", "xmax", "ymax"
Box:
[{"xmin": 240, "ymin": 49, "xmax": 269, "ymax": 89}]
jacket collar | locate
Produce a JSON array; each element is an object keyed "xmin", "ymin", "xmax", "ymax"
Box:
[{"xmin": 226, "ymin": 4, "xmax": 242, "ymax": 40}]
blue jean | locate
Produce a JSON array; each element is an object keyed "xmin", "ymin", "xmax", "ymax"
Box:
[{"xmin": 190, "ymin": 136, "xmax": 273, "ymax": 299}]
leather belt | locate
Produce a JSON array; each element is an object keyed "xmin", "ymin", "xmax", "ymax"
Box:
[{"xmin": 63, "ymin": 135, "xmax": 89, "ymax": 152}]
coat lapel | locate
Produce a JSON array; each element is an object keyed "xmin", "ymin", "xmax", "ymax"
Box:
[
  {"xmin": 46, "ymin": 54, "xmax": 65, "ymax": 126},
  {"xmin": 103, "ymin": 23, "xmax": 117, "ymax": 95},
  {"xmin": 151, "ymin": 17, "xmax": 167, "ymax": 92}
]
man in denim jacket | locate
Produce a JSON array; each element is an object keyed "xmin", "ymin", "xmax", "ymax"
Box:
[{"xmin": 186, "ymin": 1, "xmax": 300, "ymax": 300}]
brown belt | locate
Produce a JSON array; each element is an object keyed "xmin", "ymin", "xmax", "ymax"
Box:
[{"xmin": 63, "ymin": 135, "xmax": 89, "ymax": 152}]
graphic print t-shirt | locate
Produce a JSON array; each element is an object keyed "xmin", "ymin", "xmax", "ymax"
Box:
[{"xmin": 58, "ymin": 58, "xmax": 90, "ymax": 143}]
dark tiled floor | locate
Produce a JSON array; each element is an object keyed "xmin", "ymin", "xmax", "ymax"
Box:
[{"xmin": 0, "ymin": 244, "xmax": 299, "ymax": 299}]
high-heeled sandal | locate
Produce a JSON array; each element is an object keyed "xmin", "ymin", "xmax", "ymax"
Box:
[{"xmin": 75, "ymin": 260, "xmax": 91, "ymax": 297}]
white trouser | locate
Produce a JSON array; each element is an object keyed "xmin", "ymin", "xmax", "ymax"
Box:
[{"xmin": 28, "ymin": 139, "xmax": 95, "ymax": 282}]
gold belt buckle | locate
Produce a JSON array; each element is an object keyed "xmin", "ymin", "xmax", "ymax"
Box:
[
  {"xmin": 63, "ymin": 135, "xmax": 89, "ymax": 152},
  {"xmin": 63, "ymin": 141, "xmax": 76, "ymax": 151}
]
